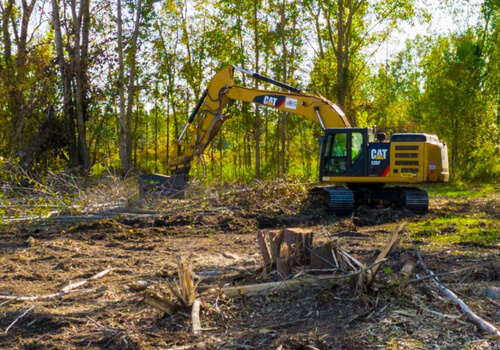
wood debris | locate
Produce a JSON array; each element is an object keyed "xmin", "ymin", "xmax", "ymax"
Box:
[
  {"xmin": 191, "ymin": 299, "xmax": 202, "ymax": 335},
  {"xmin": 219, "ymin": 275, "xmax": 339, "ymax": 299},
  {"xmin": 359, "ymin": 222, "xmax": 404, "ymax": 289},
  {"xmin": 145, "ymin": 293, "xmax": 181, "ymax": 315},
  {"xmin": 0, "ymin": 268, "xmax": 111, "ymax": 302},
  {"xmin": 4, "ymin": 305, "xmax": 35, "ymax": 334},
  {"xmin": 415, "ymin": 244, "xmax": 500, "ymax": 337}
]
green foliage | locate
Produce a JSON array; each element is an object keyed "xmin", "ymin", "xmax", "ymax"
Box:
[{"xmin": 0, "ymin": 0, "xmax": 498, "ymax": 185}]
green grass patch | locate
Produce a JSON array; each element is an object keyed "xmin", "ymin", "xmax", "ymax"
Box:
[
  {"xmin": 423, "ymin": 183, "xmax": 499, "ymax": 199},
  {"xmin": 407, "ymin": 217, "xmax": 500, "ymax": 246}
]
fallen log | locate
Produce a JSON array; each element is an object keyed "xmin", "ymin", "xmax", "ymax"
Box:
[{"xmin": 220, "ymin": 276, "xmax": 335, "ymax": 298}]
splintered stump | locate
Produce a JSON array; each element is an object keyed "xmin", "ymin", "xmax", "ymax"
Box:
[
  {"xmin": 257, "ymin": 231, "xmax": 272, "ymax": 270},
  {"xmin": 309, "ymin": 240, "xmax": 336, "ymax": 270},
  {"xmin": 263, "ymin": 228, "xmax": 313, "ymax": 279}
]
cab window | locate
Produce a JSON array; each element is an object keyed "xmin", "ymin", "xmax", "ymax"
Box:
[
  {"xmin": 324, "ymin": 133, "xmax": 347, "ymax": 174},
  {"xmin": 351, "ymin": 132, "xmax": 363, "ymax": 164}
]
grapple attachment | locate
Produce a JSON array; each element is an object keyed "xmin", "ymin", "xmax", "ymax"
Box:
[{"xmin": 138, "ymin": 172, "xmax": 188, "ymax": 199}]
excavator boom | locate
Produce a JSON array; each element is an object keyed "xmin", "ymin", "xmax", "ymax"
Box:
[{"xmin": 168, "ymin": 65, "xmax": 349, "ymax": 174}]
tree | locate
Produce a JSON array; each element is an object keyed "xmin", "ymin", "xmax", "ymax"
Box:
[
  {"xmin": 51, "ymin": 0, "xmax": 91, "ymax": 172},
  {"xmin": 416, "ymin": 34, "xmax": 486, "ymax": 175},
  {"xmin": 117, "ymin": 0, "xmax": 144, "ymax": 172},
  {"xmin": 304, "ymin": 0, "xmax": 415, "ymax": 123}
]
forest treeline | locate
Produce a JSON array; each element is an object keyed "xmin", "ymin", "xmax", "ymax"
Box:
[{"xmin": 0, "ymin": 0, "xmax": 498, "ymax": 183}]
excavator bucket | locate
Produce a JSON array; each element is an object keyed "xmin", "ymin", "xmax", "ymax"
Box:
[{"xmin": 138, "ymin": 172, "xmax": 188, "ymax": 199}]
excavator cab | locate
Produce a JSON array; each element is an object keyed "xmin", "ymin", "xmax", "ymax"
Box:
[{"xmin": 320, "ymin": 128, "xmax": 370, "ymax": 178}]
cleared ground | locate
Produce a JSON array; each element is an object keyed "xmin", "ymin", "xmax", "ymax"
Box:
[{"xmin": 0, "ymin": 182, "xmax": 499, "ymax": 349}]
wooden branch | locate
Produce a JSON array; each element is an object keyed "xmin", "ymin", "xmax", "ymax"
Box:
[
  {"xmin": 86, "ymin": 316, "xmax": 122, "ymax": 334},
  {"xmin": 415, "ymin": 244, "xmax": 500, "ymax": 337},
  {"xmin": 61, "ymin": 268, "xmax": 112, "ymax": 293},
  {"xmin": 217, "ymin": 272, "xmax": 358, "ymax": 299},
  {"xmin": 221, "ymin": 260, "xmax": 388, "ymax": 300},
  {"xmin": 363, "ymin": 222, "xmax": 404, "ymax": 288},
  {"xmin": 191, "ymin": 299, "xmax": 201, "ymax": 335},
  {"xmin": 0, "ymin": 292, "xmax": 66, "ymax": 301},
  {"xmin": 5, "ymin": 305, "xmax": 35, "ymax": 334},
  {"xmin": 0, "ymin": 268, "xmax": 110, "ymax": 301},
  {"xmin": 61, "ymin": 280, "xmax": 88, "ymax": 293},
  {"xmin": 90, "ymin": 268, "xmax": 112, "ymax": 280},
  {"xmin": 407, "ymin": 262, "xmax": 494, "ymax": 284}
]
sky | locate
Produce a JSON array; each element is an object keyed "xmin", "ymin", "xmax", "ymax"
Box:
[{"xmin": 378, "ymin": 0, "xmax": 483, "ymax": 63}]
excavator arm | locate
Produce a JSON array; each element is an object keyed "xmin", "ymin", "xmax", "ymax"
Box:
[
  {"xmin": 139, "ymin": 65, "xmax": 350, "ymax": 197},
  {"xmin": 169, "ymin": 65, "xmax": 350, "ymax": 174}
]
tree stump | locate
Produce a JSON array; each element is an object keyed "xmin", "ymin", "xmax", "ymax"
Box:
[
  {"xmin": 281, "ymin": 227, "xmax": 314, "ymax": 266},
  {"xmin": 264, "ymin": 228, "xmax": 313, "ymax": 279}
]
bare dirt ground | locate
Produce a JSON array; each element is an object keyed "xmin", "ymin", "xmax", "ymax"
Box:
[{"xmin": 0, "ymin": 183, "xmax": 499, "ymax": 349}]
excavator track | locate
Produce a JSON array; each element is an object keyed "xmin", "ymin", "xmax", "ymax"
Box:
[
  {"xmin": 370, "ymin": 186, "xmax": 429, "ymax": 213},
  {"xmin": 309, "ymin": 186, "xmax": 429, "ymax": 215},
  {"xmin": 309, "ymin": 186, "xmax": 355, "ymax": 215},
  {"xmin": 392, "ymin": 187, "xmax": 429, "ymax": 213}
]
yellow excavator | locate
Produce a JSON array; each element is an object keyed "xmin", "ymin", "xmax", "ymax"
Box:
[{"xmin": 139, "ymin": 65, "xmax": 449, "ymax": 214}]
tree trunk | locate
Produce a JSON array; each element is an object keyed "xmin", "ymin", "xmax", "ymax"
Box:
[
  {"xmin": 70, "ymin": 0, "xmax": 90, "ymax": 173},
  {"xmin": 336, "ymin": 0, "xmax": 346, "ymax": 110},
  {"xmin": 267, "ymin": 228, "xmax": 314, "ymax": 279},
  {"xmin": 253, "ymin": 0, "xmax": 261, "ymax": 179},
  {"xmin": 2, "ymin": 0, "xmax": 14, "ymax": 64},
  {"xmin": 118, "ymin": 0, "xmax": 142, "ymax": 173},
  {"xmin": 117, "ymin": 0, "xmax": 128, "ymax": 172},
  {"xmin": 280, "ymin": 1, "xmax": 288, "ymax": 176},
  {"xmin": 51, "ymin": 0, "xmax": 78, "ymax": 168}
]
